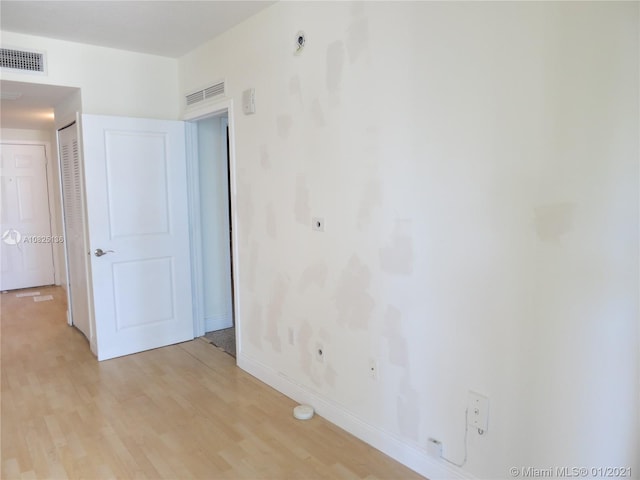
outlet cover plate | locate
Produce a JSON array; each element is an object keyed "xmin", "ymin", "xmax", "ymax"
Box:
[
  {"xmin": 468, "ymin": 391, "xmax": 489, "ymax": 432},
  {"xmin": 368, "ymin": 359, "xmax": 378, "ymax": 380},
  {"xmin": 427, "ymin": 438, "xmax": 443, "ymax": 457}
]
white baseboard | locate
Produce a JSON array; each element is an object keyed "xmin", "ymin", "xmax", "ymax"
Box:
[{"xmin": 237, "ymin": 352, "xmax": 475, "ymax": 480}]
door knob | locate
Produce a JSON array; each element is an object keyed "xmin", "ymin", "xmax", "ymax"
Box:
[{"xmin": 94, "ymin": 248, "xmax": 114, "ymax": 257}]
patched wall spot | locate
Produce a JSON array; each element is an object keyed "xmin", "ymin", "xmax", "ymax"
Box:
[
  {"xmin": 311, "ymin": 98, "xmax": 326, "ymax": 127},
  {"xmin": 334, "ymin": 255, "xmax": 375, "ymax": 329},
  {"xmin": 298, "ymin": 320, "xmax": 313, "ymax": 376},
  {"xmin": 298, "ymin": 263, "xmax": 328, "ymax": 293},
  {"xmin": 264, "ymin": 275, "xmax": 289, "ymax": 352},
  {"xmin": 247, "ymin": 240, "xmax": 259, "ymax": 292},
  {"xmin": 266, "ymin": 202, "xmax": 277, "ymax": 239},
  {"xmin": 260, "ymin": 145, "xmax": 271, "ymax": 170},
  {"xmin": 357, "ymin": 180, "xmax": 382, "ymax": 230},
  {"xmin": 347, "ymin": 17, "xmax": 369, "ymax": 63},
  {"xmin": 236, "ymin": 180, "xmax": 254, "ymax": 246},
  {"xmin": 383, "ymin": 306, "xmax": 409, "ymax": 368},
  {"xmin": 294, "ymin": 174, "xmax": 311, "ymax": 225},
  {"xmin": 289, "ymin": 75, "xmax": 303, "ymax": 106},
  {"xmin": 326, "ymin": 41, "xmax": 345, "ymax": 95},
  {"xmin": 534, "ymin": 203, "xmax": 575, "ymax": 242},
  {"xmin": 248, "ymin": 301, "xmax": 263, "ymax": 349},
  {"xmin": 380, "ymin": 219, "xmax": 414, "ymax": 275},
  {"xmin": 397, "ymin": 377, "xmax": 421, "ymax": 441},
  {"xmin": 277, "ymin": 114, "xmax": 293, "ymax": 139},
  {"xmin": 324, "ymin": 365, "xmax": 337, "ymax": 387}
]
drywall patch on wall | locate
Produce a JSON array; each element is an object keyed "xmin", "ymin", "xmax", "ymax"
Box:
[
  {"xmin": 324, "ymin": 364, "xmax": 337, "ymax": 387},
  {"xmin": 297, "ymin": 319, "xmax": 329, "ymax": 388},
  {"xmin": 298, "ymin": 320, "xmax": 314, "ymax": 376},
  {"xmin": 294, "ymin": 174, "xmax": 311, "ymax": 225},
  {"xmin": 334, "ymin": 255, "xmax": 375, "ymax": 330},
  {"xmin": 266, "ymin": 202, "xmax": 277, "ymax": 239},
  {"xmin": 398, "ymin": 376, "xmax": 421, "ymax": 441},
  {"xmin": 248, "ymin": 301, "xmax": 263, "ymax": 349},
  {"xmin": 326, "ymin": 41, "xmax": 345, "ymax": 98},
  {"xmin": 311, "ymin": 98, "xmax": 326, "ymax": 127},
  {"xmin": 379, "ymin": 219, "xmax": 414, "ymax": 275},
  {"xmin": 357, "ymin": 179, "xmax": 382, "ymax": 230},
  {"xmin": 260, "ymin": 144, "xmax": 271, "ymax": 170},
  {"xmin": 346, "ymin": 17, "xmax": 370, "ymax": 64},
  {"xmin": 264, "ymin": 274, "xmax": 290, "ymax": 353},
  {"xmin": 381, "ymin": 303, "xmax": 417, "ymax": 440},
  {"xmin": 298, "ymin": 262, "xmax": 328, "ymax": 293},
  {"xmin": 289, "ymin": 74, "xmax": 304, "ymax": 106},
  {"xmin": 318, "ymin": 326, "xmax": 332, "ymax": 343},
  {"xmin": 247, "ymin": 241, "xmax": 259, "ymax": 292},
  {"xmin": 235, "ymin": 180, "xmax": 254, "ymax": 246},
  {"xmin": 277, "ymin": 114, "xmax": 293, "ymax": 139},
  {"xmin": 383, "ymin": 306, "xmax": 409, "ymax": 368},
  {"xmin": 534, "ymin": 202, "xmax": 575, "ymax": 243}
]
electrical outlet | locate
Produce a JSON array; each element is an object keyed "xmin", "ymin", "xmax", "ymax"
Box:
[
  {"xmin": 315, "ymin": 343, "xmax": 325, "ymax": 363},
  {"xmin": 368, "ymin": 359, "xmax": 378, "ymax": 380},
  {"xmin": 468, "ymin": 391, "xmax": 489, "ymax": 432},
  {"xmin": 427, "ymin": 438, "xmax": 443, "ymax": 457},
  {"xmin": 312, "ymin": 217, "xmax": 325, "ymax": 232}
]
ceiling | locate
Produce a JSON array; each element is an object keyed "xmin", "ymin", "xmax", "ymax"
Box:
[
  {"xmin": 0, "ymin": 1, "xmax": 275, "ymax": 130},
  {"xmin": 0, "ymin": 1, "xmax": 275, "ymax": 58}
]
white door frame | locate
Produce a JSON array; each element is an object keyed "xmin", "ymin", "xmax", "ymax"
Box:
[
  {"xmin": 183, "ymin": 98, "xmax": 241, "ymax": 355},
  {"xmin": 0, "ymin": 139, "xmax": 62, "ymax": 287}
]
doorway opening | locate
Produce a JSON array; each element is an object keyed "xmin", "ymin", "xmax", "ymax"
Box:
[
  {"xmin": 0, "ymin": 79, "xmax": 81, "ymax": 327},
  {"xmin": 188, "ymin": 111, "xmax": 237, "ymax": 358}
]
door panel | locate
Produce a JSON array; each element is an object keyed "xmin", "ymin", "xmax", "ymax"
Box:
[
  {"xmin": 82, "ymin": 114, "xmax": 193, "ymax": 361},
  {"xmin": 113, "ymin": 257, "xmax": 175, "ymax": 329},
  {"xmin": 105, "ymin": 131, "xmax": 170, "ymax": 237},
  {"xmin": 0, "ymin": 144, "xmax": 55, "ymax": 291}
]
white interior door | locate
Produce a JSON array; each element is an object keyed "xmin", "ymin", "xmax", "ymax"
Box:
[
  {"xmin": 0, "ymin": 144, "xmax": 55, "ymax": 291},
  {"xmin": 58, "ymin": 124, "xmax": 91, "ymax": 341},
  {"xmin": 82, "ymin": 114, "xmax": 194, "ymax": 361}
]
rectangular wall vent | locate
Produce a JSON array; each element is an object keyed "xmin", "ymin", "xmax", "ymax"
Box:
[
  {"xmin": 186, "ymin": 81, "xmax": 225, "ymax": 107},
  {"xmin": 0, "ymin": 48, "xmax": 45, "ymax": 73}
]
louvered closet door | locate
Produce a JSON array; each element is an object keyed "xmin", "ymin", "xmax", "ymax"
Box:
[{"xmin": 58, "ymin": 123, "xmax": 91, "ymax": 341}]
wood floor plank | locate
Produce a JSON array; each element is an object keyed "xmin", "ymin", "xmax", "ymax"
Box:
[{"xmin": 1, "ymin": 286, "xmax": 424, "ymax": 479}]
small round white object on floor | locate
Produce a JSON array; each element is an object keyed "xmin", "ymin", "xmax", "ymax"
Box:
[{"xmin": 293, "ymin": 404, "xmax": 314, "ymax": 420}]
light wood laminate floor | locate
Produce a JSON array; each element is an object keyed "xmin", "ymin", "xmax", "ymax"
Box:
[{"xmin": 1, "ymin": 286, "xmax": 424, "ymax": 479}]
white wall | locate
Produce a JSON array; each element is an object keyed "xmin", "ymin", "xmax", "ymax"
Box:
[
  {"xmin": 0, "ymin": 128, "xmax": 50, "ymax": 143},
  {"xmin": 1, "ymin": 31, "xmax": 180, "ymax": 120},
  {"xmin": 0, "ymin": 127, "xmax": 66, "ymax": 290},
  {"xmin": 180, "ymin": 2, "xmax": 639, "ymax": 479}
]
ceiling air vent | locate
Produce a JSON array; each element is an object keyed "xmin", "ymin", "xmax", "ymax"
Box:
[
  {"xmin": 0, "ymin": 48, "xmax": 46, "ymax": 73},
  {"xmin": 185, "ymin": 80, "xmax": 225, "ymax": 107}
]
